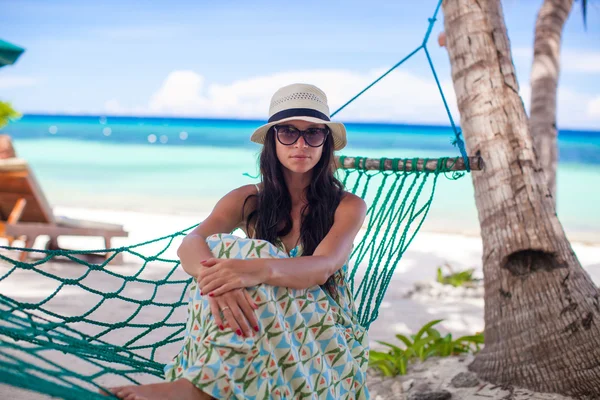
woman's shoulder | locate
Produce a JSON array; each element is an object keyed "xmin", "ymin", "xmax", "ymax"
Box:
[
  {"xmin": 229, "ymin": 183, "xmax": 260, "ymax": 198},
  {"xmin": 211, "ymin": 184, "xmax": 259, "ymax": 215},
  {"xmin": 338, "ymin": 191, "xmax": 367, "ymax": 214}
]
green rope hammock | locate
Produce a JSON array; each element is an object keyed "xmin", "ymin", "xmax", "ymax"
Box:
[
  {"xmin": 0, "ymin": 156, "xmax": 475, "ymax": 399},
  {"xmin": 0, "ymin": 1, "xmax": 480, "ymax": 398}
]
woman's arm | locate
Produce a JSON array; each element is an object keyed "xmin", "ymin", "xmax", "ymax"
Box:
[
  {"xmin": 177, "ymin": 184, "xmax": 256, "ymax": 277},
  {"xmin": 178, "ymin": 184, "xmax": 260, "ymax": 337},
  {"xmin": 266, "ymin": 193, "xmax": 367, "ymax": 286},
  {"xmin": 198, "ymin": 193, "xmax": 367, "ymax": 295}
]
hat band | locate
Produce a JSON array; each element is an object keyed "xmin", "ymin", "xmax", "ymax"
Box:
[{"xmin": 268, "ymin": 108, "xmax": 330, "ymax": 123}]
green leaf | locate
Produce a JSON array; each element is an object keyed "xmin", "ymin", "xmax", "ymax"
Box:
[
  {"xmin": 368, "ymin": 351, "xmax": 392, "ymax": 362},
  {"xmin": 0, "ymin": 101, "xmax": 21, "ymax": 129},
  {"xmin": 453, "ymin": 334, "xmax": 485, "ymax": 344},
  {"xmin": 370, "ymin": 360, "xmax": 396, "ymax": 377},
  {"xmin": 394, "ymin": 334, "xmax": 414, "ymax": 348},
  {"xmin": 425, "ymin": 328, "xmax": 442, "ymax": 339},
  {"xmin": 411, "ymin": 336, "xmax": 438, "ymax": 361},
  {"xmin": 414, "ymin": 319, "xmax": 443, "ymax": 341},
  {"xmin": 398, "ymin": 358, "xmax": 408, "ymax": 375},
  {"xmin": 376, "ymin": 340, "xmax": 404, "ymax": 353}
]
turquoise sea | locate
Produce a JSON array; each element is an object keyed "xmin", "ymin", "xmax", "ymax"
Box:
[{"xmin": 2, "ymin": 114, "xmax": 599, "ymax": 242}]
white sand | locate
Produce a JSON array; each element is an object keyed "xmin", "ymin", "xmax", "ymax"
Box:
[
  {"xmin": 1, "ymin": 206, "xmax": 599, "ymax": 399},
  {"xmin": 44, "ymin": 206, "xmax": 600, "ymax": 339}
]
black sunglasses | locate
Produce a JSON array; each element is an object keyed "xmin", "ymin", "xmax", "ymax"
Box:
[{"xmin": 273, "ymin": 124, "xmax": 330, "ymax": 147}]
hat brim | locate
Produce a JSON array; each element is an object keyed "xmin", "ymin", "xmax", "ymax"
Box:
[{"xmin": 250, "ymin": 116, "xmax": 347, "ymax": 151}]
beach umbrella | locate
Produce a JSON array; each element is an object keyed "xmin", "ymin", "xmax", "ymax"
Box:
[{"xmin": 0, "ymin": 39, "xmax": 25, "ymax": 68}]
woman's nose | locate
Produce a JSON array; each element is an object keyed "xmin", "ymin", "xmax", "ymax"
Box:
[{"xmin": 294, "ymin": 135, "xmax": 308, "ymax": 148}]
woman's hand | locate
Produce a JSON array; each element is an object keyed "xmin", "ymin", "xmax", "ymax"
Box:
[
  {"xmin": 208, "ymin": 288, "xmax": 259, "ymax": 337},
  {"xmin": 197, "ymin": 258, "xmax": 270, "ymax": 296}
]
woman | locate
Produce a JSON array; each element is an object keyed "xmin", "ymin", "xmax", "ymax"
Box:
[{"xmin": 109, "ymin": 83, "xmax": 369, "ymax": 400}]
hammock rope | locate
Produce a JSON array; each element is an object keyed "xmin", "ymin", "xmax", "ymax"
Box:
[{"xmin": 0, "ymin": 0, "xmax": 479, "ymax": 397}]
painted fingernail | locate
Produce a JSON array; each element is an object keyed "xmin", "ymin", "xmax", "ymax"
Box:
[
  {"xmin": 254, "ymin": 326, "xmax": 259, "ymax": 332},
  {"xmin": 200, "ymin": 292, "xmax": 203, "ymax": 295},
  {"xmin": 219, "ymin": 325, "xmax": 224, "ymax": 330},
  {"xmin": 236, "ymin": 329, "xmax": 242, "ymax": 336},
  {"xmin": 209, "ymin": 293, "xmax": 214, "ymax": 297}
]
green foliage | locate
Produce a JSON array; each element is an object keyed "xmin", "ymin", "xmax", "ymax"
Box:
[
  {"xmin": 369, "ymin": 319, "xmax": 484, "ymax": 377},
  {"xmin": 436, "ymin": 263, "xmax": 478, "ymax": 287},
  {"xmin": 0, "ymin": 101, "xmax": 21, "ymax": 129}
]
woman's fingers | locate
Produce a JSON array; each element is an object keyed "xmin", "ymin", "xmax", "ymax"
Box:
[
  {"xmin": 217, "ymin": 297, "xmax": 240, "ymax": 334},
  {"xmin": 225, "ymin": 296, "xmax": 252, "ymax": 337},
  {"xmin": 208, "ymin": 297, "xmax": 223, "ymax": 329},
  {"xmin": 200, "ymin": 258, "xmax": 219, "ymax": 267},
  {"xmin": 243, "ymin": 289, "xmax": 259, "ymax": 310},
  {"xmin": 197, "ymin": 272, "xmax": 223, "ymax": 292},
  {"xmin": 208, "ymin": 281, "xmax": 241, "ymax": 297},
  {"xmin": 196, "ymin": 264, "xmax": 220, "ymax": 285},
  {"xmin": 202, "ymin": 276, "xmax": 234, "ymax": 295},
  {"xmin": 237, "ymin": 290, "xmax": 259, "ymax": 332}
]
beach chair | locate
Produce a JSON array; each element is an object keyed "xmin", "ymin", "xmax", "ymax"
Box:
[{"xmin": 0, "ymin": 156, "xmax": 128, "ymax": 262}]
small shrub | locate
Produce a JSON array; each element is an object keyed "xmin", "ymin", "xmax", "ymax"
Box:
[
  {"xmin": 436, "ymin": 263, "xmax": 478, "ymax": 287},
  {"xmin": 369, "ymin": 319, "xmax": 484, "ymax": 377}
]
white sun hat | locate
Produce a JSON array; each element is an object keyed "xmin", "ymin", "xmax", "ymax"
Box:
[{"xmin": 250, "ymin": 83, "xmax": 347, "ymax": 150}]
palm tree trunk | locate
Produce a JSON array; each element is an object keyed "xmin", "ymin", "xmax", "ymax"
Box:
[
  {"xmin": 442, "ymin": 0, "xmax": 600, "ymax": 397},
  {"xmin": 530, "ymin": 0, "xmax": 574, "ymax": 207}
]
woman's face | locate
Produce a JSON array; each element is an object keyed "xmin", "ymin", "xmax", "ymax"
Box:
[{"xmin": 274, "ymin": 119, "xmax": 327, "ymax": 174}]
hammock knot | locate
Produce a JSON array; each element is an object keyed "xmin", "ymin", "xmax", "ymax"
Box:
[{"xmin": 14, "ymin": 261, "xmax": 33, "ymax": 270}]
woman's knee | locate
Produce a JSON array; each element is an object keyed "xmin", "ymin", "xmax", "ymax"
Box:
[{"xmin": 205, "ymin": 234, "xmax": 285, "ymax": 260}]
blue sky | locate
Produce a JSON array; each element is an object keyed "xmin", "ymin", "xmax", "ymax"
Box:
[{"xmin": 1, "ymin": 0, "xmax": 599, "ymax": 129}]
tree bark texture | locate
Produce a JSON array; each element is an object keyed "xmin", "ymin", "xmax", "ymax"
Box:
[
  {"xmin": 442, "ymin": 0, "xmax": 600, "ymax": 397},
  {"xmin": 530, "ymin": 0, "xmax": 574, "ymax": 207}
]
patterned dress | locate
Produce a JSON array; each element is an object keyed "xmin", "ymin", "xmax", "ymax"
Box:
[{"xmin": 164, "ymin": 233, "xmax": 370, "ymax": 399}]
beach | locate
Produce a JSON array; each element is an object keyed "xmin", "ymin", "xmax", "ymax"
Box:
[
  {"xmin": 1, "ymin": 205, "xmax": 599, "ymax": 399},
  {"xmin": 3, "ymin": 204, "xmax": 600, "ymax": 344},
  {"xmin": 1, "ymin": 116, "xmax": 600, "ymax": 398}
]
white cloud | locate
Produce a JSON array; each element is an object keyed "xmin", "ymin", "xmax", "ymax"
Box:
[
  {"xmin": 514, "ymin": 81, "xmax": 600, "ymax": 129},
  {"xmin": 0, "ymin": 75, "xmax": 37, "ymax": 90},
  {"xmin": 588, "ymin": 96, "xmax": 600, "ymax": 117},
  {"xmin": 107, "ymin": 68, "xmax": 460, "ymax": 124},
  {"xmin": 148, "ymin": 71, "xmax": 208, "ymax": 114},
  {"xmin": 512, "ymin": 46, "xmax": 600, "ymax": 74},
  {"xmin": 562, "ymin": 50, "xmax": 600, "ymax": 73},
  {"xmin": 554, "ymin": 87, "xmax": 600, "ymax": 128},
  {"xmin": 104, "ymin": 67, "xmax": 600, "ymax": 129}
]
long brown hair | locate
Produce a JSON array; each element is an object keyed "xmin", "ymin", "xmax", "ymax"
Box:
[{"xmin": 243, "ymin": 126, "xmax": 344, "ymax": 297}]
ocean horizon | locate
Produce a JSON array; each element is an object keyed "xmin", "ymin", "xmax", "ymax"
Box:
[{"xmin": 2, "ymin": 114, "xmax": 599, "ymax": 243}]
